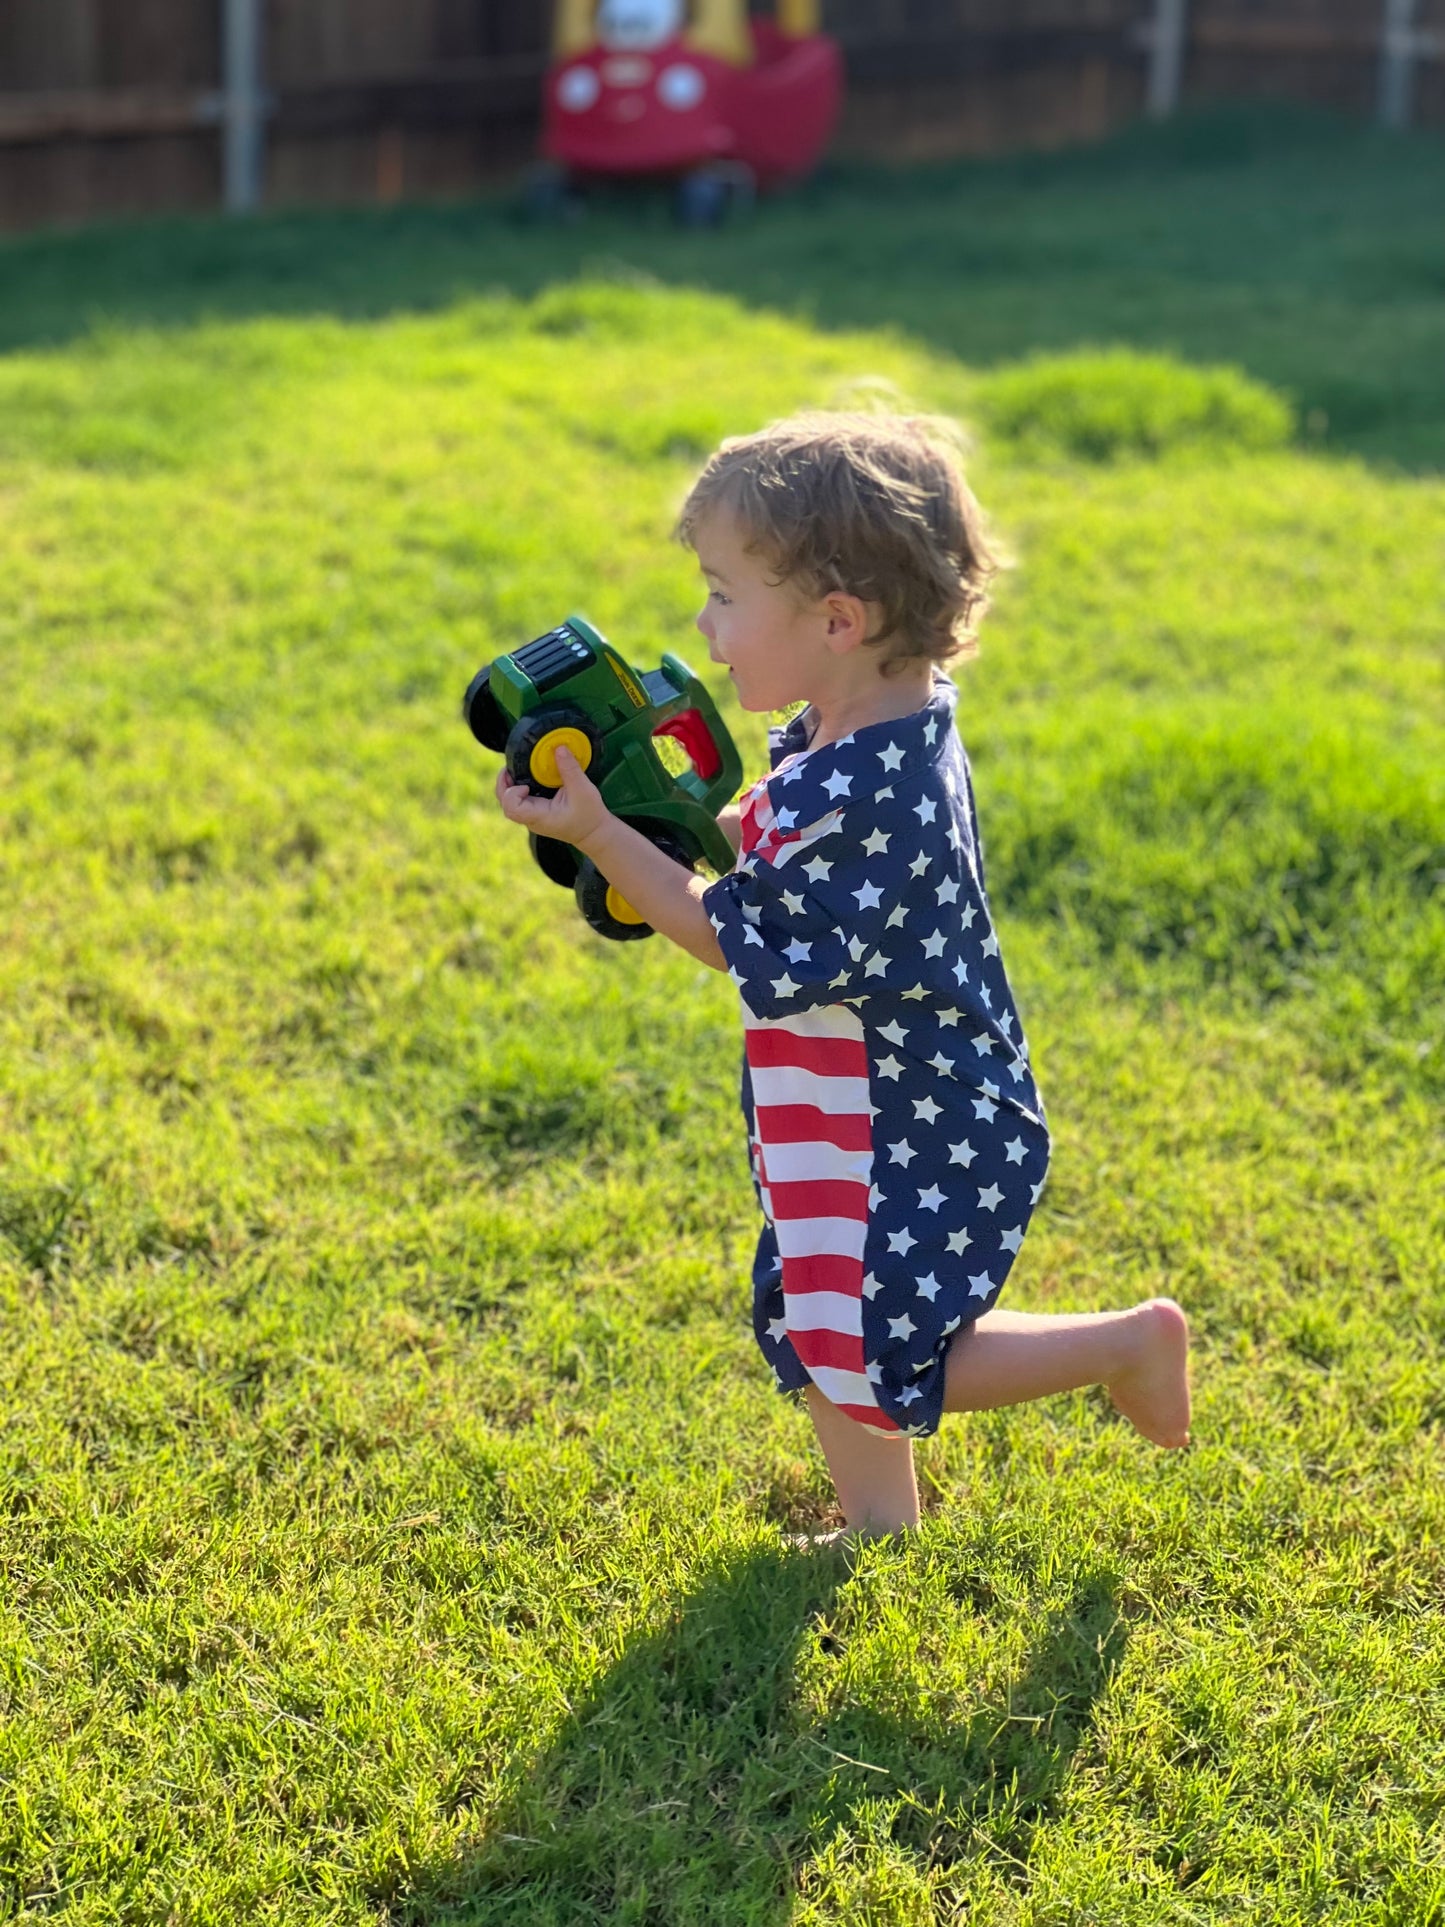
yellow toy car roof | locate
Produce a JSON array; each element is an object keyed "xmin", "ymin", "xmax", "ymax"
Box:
[{"xmin": 552, "ymin": 0, "xmax": 820, "ymax": 65}]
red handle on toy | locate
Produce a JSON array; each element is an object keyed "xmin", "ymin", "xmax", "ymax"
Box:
[{"xmin": 653, "ymin": 709, "xmax": 722, "ymax": 782}]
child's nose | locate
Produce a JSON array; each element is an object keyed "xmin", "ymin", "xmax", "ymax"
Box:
[{"xmin": 696, "ymin": 604, "xmax": 714, "ymax": 642}]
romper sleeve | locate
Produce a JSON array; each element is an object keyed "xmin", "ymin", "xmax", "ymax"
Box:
[{"xmin": 702, "ymin": 790, "xmax": 946, "ymax": 1023}]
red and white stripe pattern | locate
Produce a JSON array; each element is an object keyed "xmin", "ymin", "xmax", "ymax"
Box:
[
  {"xmin": 733, "ymin": 767, "xmax": 899, "ymax": 1435},
  {"xmin": 737, "ymin": 760, "xmax": 843, "ymax": 873},
  {"xmin": 745, "ymin": 1005, "xmax": 898, "ymax": 1436}
]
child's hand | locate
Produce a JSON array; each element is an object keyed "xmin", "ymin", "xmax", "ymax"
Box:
[{"xmin": 495, "ymin": 744, "xmax": 610, "ymax": 850}]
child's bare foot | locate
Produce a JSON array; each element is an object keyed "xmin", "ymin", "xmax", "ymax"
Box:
[
  {"xmin": 784, "ymin": 1525, "xmax": 901, "ymax": 1550},
  {"xmin": 785, "ymin": 1526, "xmax": 851, "ymax": 1552},
  {"xmin": 1107, "ymin": 1298, "xmax": 1191, "ymax": 1447}
]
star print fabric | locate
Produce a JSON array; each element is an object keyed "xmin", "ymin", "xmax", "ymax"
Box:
[{"xmin": 702, "ymin": 675, "xmax": 1050, "ymax": 1439}]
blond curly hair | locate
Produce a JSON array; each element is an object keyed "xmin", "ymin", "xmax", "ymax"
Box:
[{"xmin": 676, "ymin": 410, "xmax": 999, "ymax": 674}]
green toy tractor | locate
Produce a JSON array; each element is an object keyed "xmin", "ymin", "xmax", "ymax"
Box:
[{"xmin": 464, "ymin": 615, "xmax": 742, "ymax": 940}]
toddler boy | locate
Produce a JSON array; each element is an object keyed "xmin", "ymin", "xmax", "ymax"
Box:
[{"xmin": 496, "ymin": 411, "xmax": 1189, "ymax": 1535}]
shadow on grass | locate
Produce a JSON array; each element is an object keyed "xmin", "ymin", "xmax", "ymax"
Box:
[{"xmin": 392, "ymin": 1544, "xmax": 1128, "ymax": 1925}]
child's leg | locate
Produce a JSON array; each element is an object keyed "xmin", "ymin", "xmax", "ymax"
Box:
[
  {"xmin": 943, "ymin": 1298, "xmax": 1190, "ymax": 1446},
  {"xmin": 802, "ymin": 1298, "xmax": 1189, "ymax": 1537},
  {"xmin": 804, "ymin": 1383, "xmax": 921, "ymax": 1535}
]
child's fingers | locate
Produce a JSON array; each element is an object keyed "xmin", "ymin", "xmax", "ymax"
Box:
[
  {"xmin": 553, "ymin": 743, "xmax": 595, "ymax": 790},
  {"xmin": 495, "ymin": 769, "xmax": 545, "ymax": 824},
  {"xmin": 494, "ymin": 751, "xmax": 598, "ymax": 839}
]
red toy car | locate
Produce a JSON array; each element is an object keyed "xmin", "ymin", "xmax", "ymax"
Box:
[{"xmin": 539, "ymin": 0, "xmax": 843, "ymax": 219}]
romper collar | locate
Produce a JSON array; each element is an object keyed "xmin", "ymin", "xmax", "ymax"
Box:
[{"xmin": 764, "ymin": 673, "xmax": 957, "ymax": 822}]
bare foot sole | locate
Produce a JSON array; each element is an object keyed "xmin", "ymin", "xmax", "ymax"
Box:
[
  {"xmin": 1107, "ymin": 1298, "xmax": 1191, "ymax": 1447},
  {"xmin": 784, "ymin": 1525, "xmax": 904, "ymax": 1551},
  {"xmin": 785, "ymin": 1526, "xmax": 851, "ymax": 1552}
]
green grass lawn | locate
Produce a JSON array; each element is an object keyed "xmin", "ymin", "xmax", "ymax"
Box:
[{"xmin": 1, "ymin": 109, "xmax": 1443, "ymax": 1923}]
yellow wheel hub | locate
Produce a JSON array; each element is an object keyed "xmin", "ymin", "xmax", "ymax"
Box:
[
  {"xmin": 529, "ymin": 726, "xmax": 593, "ymax": 789},
  {"xmin": 605, "ymin": 885, "xmax": 647, "ymax": 926}
]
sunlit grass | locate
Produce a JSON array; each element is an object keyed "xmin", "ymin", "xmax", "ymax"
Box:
[{"xmin": 1, "ymin": 123, "xmax": 1443, "ymax": 1922}]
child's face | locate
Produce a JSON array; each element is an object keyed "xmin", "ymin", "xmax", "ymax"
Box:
[
  {"xmin": 597, "ymin": 0, "xmax": 683, "ymax": 49},
  {"xmin": 692, "ymin": 509, "xmax": 830, "ymax": 714}
]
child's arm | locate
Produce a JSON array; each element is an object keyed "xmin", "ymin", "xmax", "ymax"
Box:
[
  {"xmin": 495, "ymin": 745, "xmax": 727, "ymax": 971},
  {"xmin": 717, "ymin": 803, "xmax": 743, "ymax": 855}
]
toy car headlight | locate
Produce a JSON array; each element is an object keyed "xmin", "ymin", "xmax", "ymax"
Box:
[
  {"xmin": 657, "ymin": 63, "xmax": 706, "ymax": 111},
  {"xmin": 557, "ymin": 66, "xmax": 601, "ymax": 111}
]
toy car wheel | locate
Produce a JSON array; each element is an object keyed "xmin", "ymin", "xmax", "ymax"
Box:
[
  {"xmin": 462, "ymin": 665, "xmax": 510, "ymax": 752},
  {"xmin": 674, "ymin": 163, "xmax": 755, "ymax": 229},
  {"xmin": 575, "ymin": 858, "xmax": 653, "ymax": 942},
  {"xmin": 574, "ymin": 828, "xmax": 696, "ymax": 942},
  {"xmin": 633, "ymin": 823, "xmax": 696, "ymax": 871},
  {"xmin": 529, "ymin": 832, "xmax": 581, "ymax": 889},
  {"xmin": 521, "ymin": 161, "xmax": 585, "ymax": 224},
  {"xmin": 505, "ymin": 707, "xmax": 602, "ymax": 798}
]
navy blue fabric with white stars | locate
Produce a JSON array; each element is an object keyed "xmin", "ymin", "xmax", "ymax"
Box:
[{"xmin": 702, "ymin": 673, "xmax": 1050, "ymax": 1437}]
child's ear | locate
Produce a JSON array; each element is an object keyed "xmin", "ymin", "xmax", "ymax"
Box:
[{"xmin": 822, "ymin": 591, "xmax": 872, "ymax": 653}]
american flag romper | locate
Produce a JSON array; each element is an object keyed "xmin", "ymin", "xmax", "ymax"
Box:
[{"xmin": 702, "ymin": 675, "xmax": 1050, "ymax": 1439}]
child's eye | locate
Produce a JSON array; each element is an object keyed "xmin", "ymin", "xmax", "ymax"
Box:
[{"xmin": 708, "ymin": 589, "xmax": 731, "ymax": 605}]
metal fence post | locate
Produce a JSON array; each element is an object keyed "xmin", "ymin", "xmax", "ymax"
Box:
[
  {"xmin": 1146, "ymin": 0, "xmax": 1189, "ymax": 118},
  {"xmin": 222, "ymin": 0, "xmax": 265, "ymax": 212},
  {"xmin": 1379, "ymin": 0, "xmax": 1419, "ymax": 128}
]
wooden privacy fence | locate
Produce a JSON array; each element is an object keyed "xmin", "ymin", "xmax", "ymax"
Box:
[{"xmin": 0, "ymin": 1, "xmax": 1442, "ymax": 231}]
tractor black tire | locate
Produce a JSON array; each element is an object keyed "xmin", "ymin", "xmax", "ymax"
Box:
[
  {"xmin": 574, "ymin": 824, "xmax": 696, "ymax": 942},
  {"xmin": 504, "ymin": 707, "xmax": 602, "ymax": 798},
  {"xmin": 529, "ymin": 832, "xmax": 581, "ymax": 889},
  {"xmin": 575, "ymin": 858, "xmax": 652, "ymax": 941},
  {"xmin": 633, "ymin": 824, "xmax": 697, "ymax": 871},
  {"xmin": 462, "ymin": 664, "xmax": 510, "ymax": 752}
]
